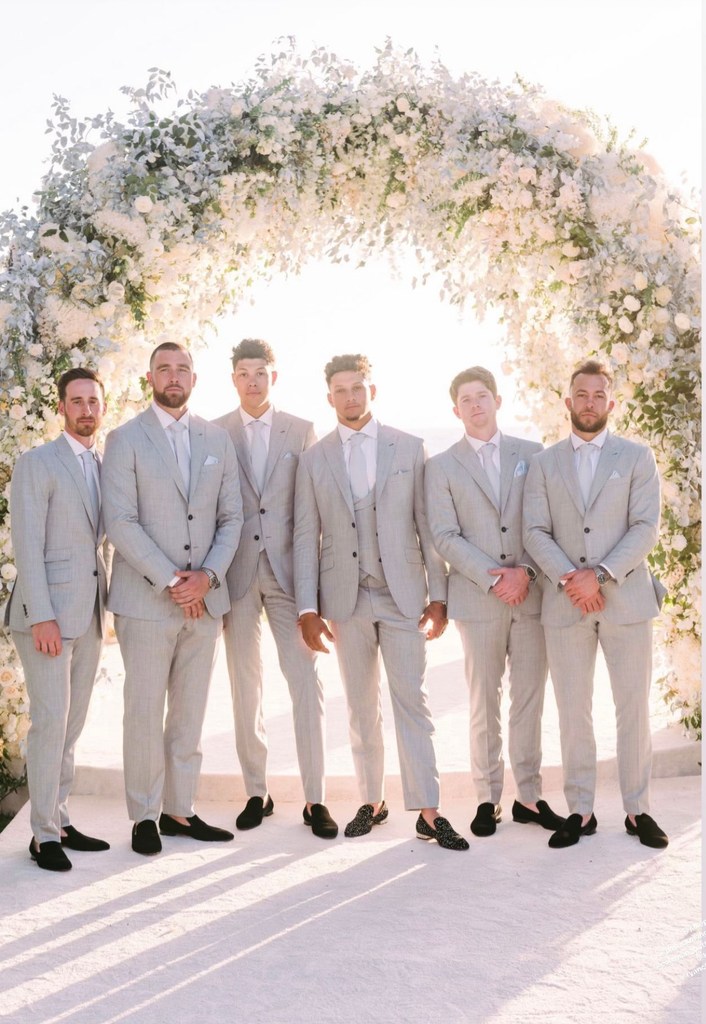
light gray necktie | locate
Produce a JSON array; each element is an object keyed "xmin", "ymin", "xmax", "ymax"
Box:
[
  {"xmin": 479, "ymin": 442, "xmax": 500, "ymax": 506},
  {"xmin": 577, "ymin": 442, "xmax": 596, "ymax": 506},
  {"xmin": 348, "ymin": 432, "xmax": 369, "ymax": 501},
  {"xmin": 169, "ymin": 419, "xmax": 191, "ymax": 493},
  {"xmin": 249, "ymin": 419, "xmax": 268, "ymax": 494},
  {"xmin": 80, "ymin": 449, "xmax": 100, "ymax": 525}
]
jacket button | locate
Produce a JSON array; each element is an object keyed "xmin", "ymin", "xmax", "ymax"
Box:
[
  {"xmin": 501, "ymin": 526, "xmax": 507, "ymax": 533},
  {"xmin": 184, "ymin": 544, "xmax": 190, "ymax": 551},
  {"xmin": 254, "ymin": 535, "xmax": 260, "ymax": 541},
  {"xmin": 93, "ymin": 570, "xmax": 98, "ymax": 577},
  {"xmin": 580, "ymin": 556, "xmax": 586, "ymax": 563},
  {"xmin": 352, "ymin": 551, "xmax": 357, "ymax": 557},
  {"xmin": 500, "ymin": 554, "xmax": 506, "ymax": 560},
  {"xmin": 188, "ymin": 514, "xmax": 193, "ymax": 520},
  {"xmin": 584, "ymin": 527, "xmax": 590, "ymax": 533},
  {"xmin": 260, "ymin": 508, "xmax": 266, "ymax": 514},
  {"xmin": 351, "ymin": 522, "xmax": 355, "ymax": 528}
]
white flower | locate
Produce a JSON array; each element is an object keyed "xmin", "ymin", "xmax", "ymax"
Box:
[
  {"xmin": 633, "ymin": 272, "xmax": 648, "ymax": 290},
  {"xmin": 0, "ymin": 563, "xmax": 16, "ymax": 581},
  {"xmin": 134, "ymin": 195, "xmax": 153, "ymax": 215},
  {"xmin": 623, "ymin": 295, "xmax": 641, "ymax": 312},
  {"xmin": 9, "ymin": 406, "xmax": 26, "ymax": 420},
  {"xmin": 396, "ymin": 96, "xmax": 410, "ymax": 114},
  {"xmin": 518, "ymin": 167, "xmax": 536, "ymax": 185},
  {"xmin": 618, "ymin": 316, "xmax": 634, "ymax": 334},
  {"xmin": 654, "ymin": 285, "xmax": 672, "ymax": 306},
  {"xmin": 671, "ymin": 535, "xmax": 688, "ymax": 552},
  {"xmin": 107, "ymin": 282, "xmax": 126, "ymax": 303},
  {"xmin": 674, "ymin": 313, "xmax": 691, "ymax": 332},
  {"xmin": 561, "ymin": 243, "xmax": 580, "ymax": 258}
]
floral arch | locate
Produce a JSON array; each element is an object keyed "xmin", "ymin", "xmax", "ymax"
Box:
[{"xmin": 0, "ymin": 43, "xmax": 700, "ymax": 784}]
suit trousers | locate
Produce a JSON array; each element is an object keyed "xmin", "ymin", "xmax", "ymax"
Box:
[
  {"xmin": 223, "ymin": 551, "xmax": 326, "ymax": 803},
  {"xmin": 544, "ymin": 615, "xmax": 653, "ymax": 815},
  {"xmin": 116, "ymin": 609, "xmax": 221, "ymax": 822},
  {"xmin": 456, "ymin": 607, "xmax": 547, "ymax": 805},
  {"xmin": 13, "ymin": 609, "xmax": 102, "ymax": 844},
  {"xmin": 330, "ymin": 582, "xmax": 440, "ymax": 810}
]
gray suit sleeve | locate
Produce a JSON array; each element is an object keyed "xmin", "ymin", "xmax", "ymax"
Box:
[
  {"xmin": 599, "ymin": 445, "xmax": 661, "ymax": 585},
  {"xmin": 523, "ymin": 456, "xmax": 576, "ymax": 587},
  {"xmin": 201, "ymin": 434, "xmax": 243, "ymax": 581},
  {"xmin": 9, "ymin": 451, "xmax": 56, "ymax": 624},
  {"xmin": 293, "ymin": 454, "xmax": 321, "ymax": 614},
  {"xmin": 415, "ymin": 443, "xmax": 448, "ymax": 604}
]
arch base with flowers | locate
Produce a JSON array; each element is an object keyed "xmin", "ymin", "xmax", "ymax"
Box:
[{"xmin": 0, "ymin": 44, "xmax": 700, "ymax": 793}]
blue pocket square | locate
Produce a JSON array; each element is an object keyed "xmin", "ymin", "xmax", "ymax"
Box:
[{"xmin": 514, "ymin": 460, "xmax": 528, "ymax": 477}]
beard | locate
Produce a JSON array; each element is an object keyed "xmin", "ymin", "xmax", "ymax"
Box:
[
  {"xmin": 570, "ymin": 409, "xmax": 609, "ymax": 435},
  {"xmin": 153, "ymin": 386, "xmax": 190, "ymax": 409},
  {"xmin": 68, "ymin": 419, "xmax": 97, "ymax": 437}
]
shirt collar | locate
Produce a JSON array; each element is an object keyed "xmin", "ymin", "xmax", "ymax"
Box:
[
  {"xmin": 571, "ymin": 428, "xmax": 608, "ymax": 451},
  {"xmin": 152, "ymin": 401, "xmax": 190, "ymax": 431},
  {"xmin": 337, "ymin": 418, "xmax": 378, "ymax": 445},
  {"xmin": 240, "ymin": 405, "xmax": 274, "ymax": 428},
  {"xmin": 62, "ymin": 431, "xmax": 97, "ymax": 458},
  {"xmin": 465, "ymin": 429, "xmax": 501, "ymax": 454}
]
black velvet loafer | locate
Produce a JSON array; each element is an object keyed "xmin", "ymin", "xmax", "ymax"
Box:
[
  {"xmin": 303, "ymin": 803, "xmax": 339, "ymax": 839},
  {"xmin": 235, "ymin": 795, "xmax": 274, "ymax": 831},
  {"xmin": 29, "ymin": 838, "xmax": 72, "ymax": 871},
  {"xmin": 625, "ymin": 813, "xmax": 668, "ymax": 849},
  {"xmin": 61, "ymin": 825, "xmax": 110, "ymax": 851},
  {"xmin": 512, "ymin": 799, "xmax": 566, "ymax": 832},
  {"xmin": 471, "ymin": 802, "xmax": 502, "ymax": 837},
  {"xmin": 159, "ymin": 813, "xmax": 234, "ymax": 842},
  {"xmin": 548, "ymin": 812, "xmax": 597, "ymax": 848}
]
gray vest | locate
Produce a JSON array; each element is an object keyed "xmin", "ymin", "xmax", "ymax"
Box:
[{"xmin": 354, "ymin": 491, "xmax": 386, "ymax": 584}]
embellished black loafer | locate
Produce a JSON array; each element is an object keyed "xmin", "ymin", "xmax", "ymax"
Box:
[
  {"xmin": 344, "ymin": 802, "xmax": 389, "ymax": 837},
  {"xmin": 416, "ymin": 814, "xmax": 470, "ymax": 851}
]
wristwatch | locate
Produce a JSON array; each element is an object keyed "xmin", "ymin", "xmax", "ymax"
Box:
[
  {"xmin": 593, "ymin": 566, "xmax": 608, "ymax": 586},
  {"xmin": 201, "ymin": 566, "xmax": 220, "ymax": 590},
  {"xmin": 523, "ymin": 565, "xmax": 538, "ymax": 582}
]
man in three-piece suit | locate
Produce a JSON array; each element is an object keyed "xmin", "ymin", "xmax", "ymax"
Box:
[
  {"xmin": 214, "ymin": 338, "xmax": 336, "ymax": 839},
  {"xmin": 102, "ymin": 342, "xmax": 243, "ymax": 855},
  {"xmin": 523, "ymin": 359, "xmax": 668, "ymax": 849},
  {"xmin": 426, "ymin": 367, "xmax": 564, "ymax": 839},
  {"xmin": 294, "ymin": 353, "xmax": 468, "ymax": 850},
  {"xmin": 7, "ymin": 367, "xmax": 110, "ymax": 871}
]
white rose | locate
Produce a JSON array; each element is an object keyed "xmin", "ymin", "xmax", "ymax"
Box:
[
  {"xmin": 633, "ymin": 272, "xmax": 648, "ymax": 290},
  {"xmin": 623, "ymin": 295, "xmax": 641, "ymax": 312},
  {"xmin": 599, "ymin": 303, "xmax": 611, "ymax": 317},
  {"xmin": 653, "ymin": 307, "xmax": 670, "ymax": 324},
  {"xmin": 107, "ymin": 282, "xmax": 126, "ymax": 303},
  {"xmin": 518, "ymin": 167, "xmax": 536, "ymax": 185},
  {"xmin": 671, "ymin": 534, "xmax": 688, "ymax": 551},
  {"xmin": 561, "ymin": 243, "xmax": 580, "ymax": 258},
  {"xmin": 134, "ymin": 196, "xmax": 153, "ymax": 215},
  {"xmin": 674, "ymin": 313, "xmax": 691, "ymax": 332},
  {"xmin": 9, "ymin": 405, "xmax": 25, "ymax": 420},
  {"xmin": 396, "ymin": 96, "xmax": 410, "ymax": 114},
  {"xmin": 518, "ymin": 190, "xmax": 533, "ymax": 208},
  {"xmin": 654, "ymin": 286, "xmax": 672, "ymax": 306},
  {"xmin": 618, "ymin": 316, "xmax": 634, "ymax": 334},
  {"xmin": 386, "ymin": 192, "xmax": 407, "ymax": 209},
  {"xmin": 98, "ymin": 302, "xmax": 116, "ymax": 320},
  {"xmin": 28, "ymin": 344, "xmax": 43, "ymax": 357},
  {"xmin": 636, "ymin": 329, "xmax": 653, "ymax": 349},
  {"xmin": 1, "ymin": 563, "xmax": 17, "ymax": 581}
]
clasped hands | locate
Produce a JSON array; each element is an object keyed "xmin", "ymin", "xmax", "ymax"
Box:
[
  {"xmin": 168, "ymin": 569, "xmax": 211, "ymax": 618},
  {"xmin": 488, "ymin": 566, "xmax": 530, "ymax": 606},
  {"xmin": 298, "ymin": 600, "xmax": 448, "ymax": 654},
  {"xmin": 560, "ymin": 568, "xmax": 605, "ymax": 614}
]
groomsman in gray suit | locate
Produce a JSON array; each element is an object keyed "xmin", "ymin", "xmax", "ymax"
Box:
[
  {"xmin": 523, "ymin": 359, "xmax": 668, "ymax": 849},
  {"xmin": 214, "ymin": 339, "xmax": 336, "ymax": 839},
  {"xmin": 426, "ymin": 366, "xmax": 564, "ymax": 838},
  {"xmin": 102, "ymin": 342, "xmax": 243, "ymax": 855},
  {"xmin": 294, "ymin": 354, "xmax": 468, "ymax": 850},
  {"xmin": 7, "ymin": 367, "xmax": 110, "ymax": 871}
]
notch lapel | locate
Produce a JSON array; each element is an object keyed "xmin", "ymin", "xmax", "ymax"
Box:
[
  {"xmin": 322, "ymin": 430, "xmax": 354, "ymax": 514},
  {"xmin": 188, "ymin": 417, "xmax": 206, "ymax": 499},
  {"xmin": 556, "ymin": 439, "xmax": 586, "ymax": 516},
  {"xmin": 140, "ymin": 408, "xmax": 188, "ymax": 500},
  {"xmin": 498, "ymin": 436, "xmax": 517, "ymax": 513},
  {"xmin": 451, "ymin": 437, "xmax": 497, "ymax": 508},
  {"xmin": 54, "ymin": 435, "xmax": 97, "ymax": 530},
  {"xmin": 586, "ymin": 434, "xmax": 621, "ymax": 510},
  {"xmin": 264, "ymin": 411, "xmax": 290, "ymax": 490},
  {"xmin": 374, "ymin": 426, "xmax": 396, "ymax": 499}
]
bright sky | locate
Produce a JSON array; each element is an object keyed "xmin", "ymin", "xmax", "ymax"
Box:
[{"xmin": 1, "ymin": 0, "xmax": 700, "ymax": 442}]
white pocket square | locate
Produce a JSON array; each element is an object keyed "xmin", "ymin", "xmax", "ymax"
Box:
[
  {"xmin": 609, "ymin": 470, "xmax": 621, "ymax": 480},
  {"xmin": 282, "ymin": 451, "xmax": 295, "ymax": 460},
  {"xmin": 204, "ymin": 455, "xmax": 220, "ymax": 466},
  {"xmin": 514, "ymin": 461, "xmax": 528, "ymax": 477}
]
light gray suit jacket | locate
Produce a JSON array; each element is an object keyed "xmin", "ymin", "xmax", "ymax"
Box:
[
  {"xmin": 293, "ymin": 424, "xmax": 447, "ymax": 622},
  {"xmin": 5, "ymin": 435, "xmax": 108, "ymax": 637},
  {"xmin": 213, "ymin": 408, "xmax": 316, "ymax": 600},
  {"xmin": 426, "ymin": 435, "xmax": 542, "ymax": 622},
  {"xmin": 102, "ymin": 407, "xmax": 243, "ymax": 621},
  {"xmin": 523, "ymin": 432, "xmax": 665, "ymax": 627}
]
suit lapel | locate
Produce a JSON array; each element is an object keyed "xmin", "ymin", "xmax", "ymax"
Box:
[
  {"xmin": 322, "ymin": 429, "xmax": 353, "ymax": 513},
  {"xmin": 265, "ymin": 411, "xmax": 290, "ymax": 489},
  {"xmin": 586, "ymin": 433, "xmax": 621, "ymax": 510},
  {"xmin": 375, "ymin": 425, "xmax": 396, "ymax": 499},
  {"xmin": 451, "ymin": 437, "xmax": 497, "ymax": 508},
  {"xmin": 188, "ymin": 416, "xmax": 206, "ymax": 499},
  {"xmin": 498, "ymin": 436, "xmax": 518, "ymax": 513},
  {"xmin": 228, "ymin": 411, "xmax": 258, "ymax": 493},
  {"xmin": 54, "ymin": 435, "xmax": 97, "ymax": 529},
  {"xmin": 556, "ymin": 438, "xmax": 585, "ymax": 516},
  {"xmin": 140, "ymin": 408, "xmax": 188, "ymax": 500}
]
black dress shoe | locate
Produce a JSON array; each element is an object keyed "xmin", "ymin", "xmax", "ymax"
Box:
[
  {"xmin": 471, "ymin": 802, "xmax": 501, "ymax": 837},
  {"xmin": 159, "ymin": 813, "xmax": 234, "ymax": 842},
  {"xmin": 344, "ymin": 802, "xmax": 389, "ymax": 837},
  {"xmin": 303, "ymin": 804, "xmax": 339, "ymax": 839},
  {"xmin": 416, "ymin": 814, "xmax": 470, "ymax": 851},
  {"xmin": 61, "ymin": 825, "xmax": 110, "ymax": 851},
  {"xmin": 29, "ymin": 838, "xmax": 72, "ymax": 871},
  {"xmin": 132, "ymin": 820, "xmax": 162, "ymax": 855},
  {"xmin": 548, "ymin": 812, "xmax": 597, "ymax": 848},
  {"xmin": 625, "ymin": 813, "xmax": 669, "ymax": 849},
  {"xmin": 235, "ymin": 795, "xmax": 274, "ymax": 831},
  {"xmin": 512, "ymin": 799, "xmax": 566, "ymax": 832}
]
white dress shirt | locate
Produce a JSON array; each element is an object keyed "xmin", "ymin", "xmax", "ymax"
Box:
[
  {"xmin": 338, "ymin": 417, "xmax": 378, "ymax": 494},
  {"xmin": 240, "ymin": 404, "xmax": 274, "ymax": 451}
]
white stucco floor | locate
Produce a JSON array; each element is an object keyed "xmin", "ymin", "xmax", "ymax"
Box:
[{"xmin": 0, "ymin": 629, "xmax": 702, "ymax": 1024}]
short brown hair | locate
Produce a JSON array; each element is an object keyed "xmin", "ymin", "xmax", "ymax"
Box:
[
  {"xmin": 449, "ymin": 366, "xmax": 498, "ymax": 403},
  {"xmin": 57, "ymin": 366, "xmax": 105, "ymax": 402},
  {"xmin": 149, "ymin": 341, "xmax": 193, "ymax": 371},
  {"xmin": 324, "ymin": 354, "xmax": 372, "ymax": 386},
  {"xmin": 570, "ymin": 359, "xmax": 613, "ymax": 389},
  {"xmin": 231, "ymin": 338, "xmax": 275, "ymax": 369}
]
